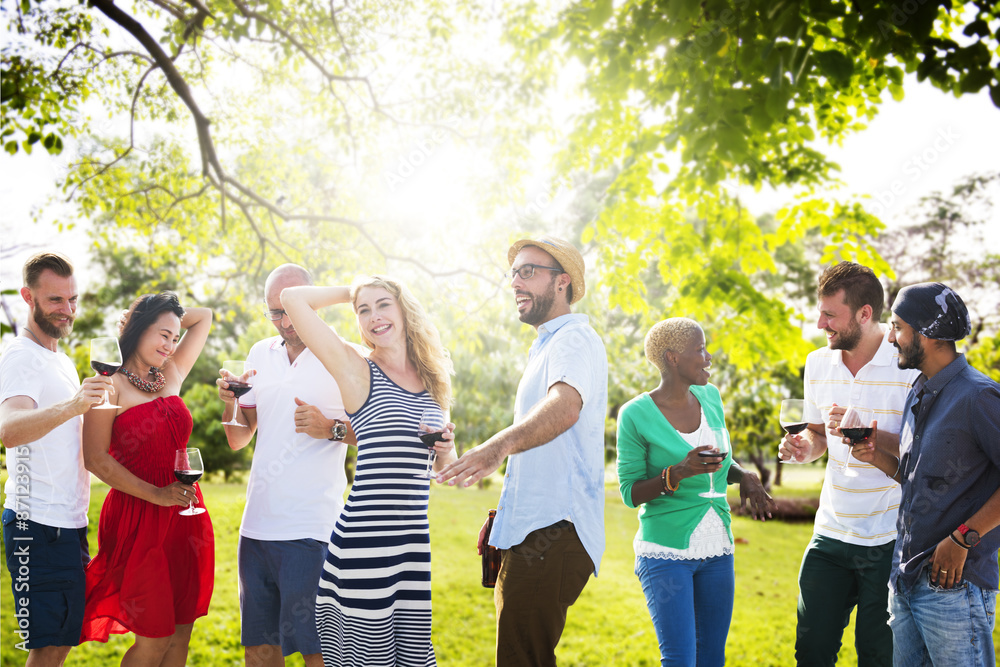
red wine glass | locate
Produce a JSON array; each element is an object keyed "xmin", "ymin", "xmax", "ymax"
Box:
[
  {"xmin": 414, "ymin": 407, "xmax": 446, "ymax": 479},
  {"xmin": 779, "ymin": 398, "xmax": 807, "ymax": 463},
  {"xmin": 838, "ymin": 406, "xmax": 872, "ymax": 478},
  {"xmin": 90, "ymin": 337, "xmax": 122, "ymax": 410},
  {"xmin": 221, "ymin": 360, "xmax": 252, "ymax": 427},
  {"xmin": 174, "ymin": 448, "xmax": 206, "ymax": 516}
]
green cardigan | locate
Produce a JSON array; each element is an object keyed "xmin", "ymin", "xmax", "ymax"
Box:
[{"xmin": 615, "ymin": 384, "xmax": 732, "ymax": 550}]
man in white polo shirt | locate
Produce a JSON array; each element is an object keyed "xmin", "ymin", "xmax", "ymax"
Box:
[
  {"xmin": 779, "ymin": 261, "xmax": 919, "ymax": 666},
  {"xmin": 217, "ymin": 264, "xmax": 351, "ymax": 667}
]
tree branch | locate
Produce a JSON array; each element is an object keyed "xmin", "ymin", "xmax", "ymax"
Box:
[
  {"xmin": 83, "ymin": 0, "xmax": 490, "ymax": 285},
  {"xmin": 144, "ymin": 0, "xmax": 187, "ymax": 23},
  {"xmin": 230, "ymin": 0, "xmax": 378, "ymax": 98},
  {"xmin": 65, "ymin": 61, "xmax": 160, "ymax": 201},
  {"xmin": 90, "ymin": 0, "xmax": 223, "ymax": 181}
]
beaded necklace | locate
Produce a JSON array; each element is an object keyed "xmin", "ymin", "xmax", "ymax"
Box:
[{"xmin": 121, "ymin": 366, "xmax": 166, "ymax": 393}]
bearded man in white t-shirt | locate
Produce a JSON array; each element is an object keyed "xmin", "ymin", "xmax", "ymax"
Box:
[
  {"xmin": 0, "ymin": 252, "xmax": 113, "ymax": 667},
  {"xmin": 779, "ymin": 261, "xmax": 919, "ymax": 666},
  {"xmin": 217, "ymin": 264, "xmax": 352, "ymax": 667}
]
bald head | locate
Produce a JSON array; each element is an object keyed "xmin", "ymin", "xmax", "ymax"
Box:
[
  {"xmin": 264, "ymin": 264, "xmax": 312, "ymax": 302},
  {"xmin": 263, "ymin": 264, "xmax": 312, "ymax": 349}
]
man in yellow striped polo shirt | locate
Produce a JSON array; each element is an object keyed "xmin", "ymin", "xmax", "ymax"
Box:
[{"xmin": 779, "ymin": 261, "xmax": 919, "ymax": 666}]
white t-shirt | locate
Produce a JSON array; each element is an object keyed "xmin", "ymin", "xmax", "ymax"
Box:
[
  {"xmin": 804, "ymin": 325, "xmax": 920, "ymax": 546},
  {"xmin": 239, "ymin": 336, "xmax": 349, "ymax": 541},
  {"xmin": 1, "ymin": 336, "xmax": 89, "ymax": 528}
]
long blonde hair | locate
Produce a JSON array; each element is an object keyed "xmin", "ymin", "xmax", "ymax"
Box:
[{"xmin": 350, "ymin": 275, "xmax": 453, "ymax": 409}]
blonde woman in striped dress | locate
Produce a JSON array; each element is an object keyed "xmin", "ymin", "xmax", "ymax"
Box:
[{"xmin": 281, "ymin": 275, "xmax": 454, "ymax": 667}]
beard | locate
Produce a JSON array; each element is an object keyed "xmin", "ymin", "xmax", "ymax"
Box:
[
  {"xmin": 517, "ymin": 278, "xmax": 558, "ymax": 327},
  {"xmin": 277, "ymin": 325, "xmax": 302, "ymax": 348},
  {"xmin": 896, "ymin": 334, "xmax": 925, "ymax": 370},
  {"xmin": 829, "ymin": 317, "xmax": 862, "ymax": 351},
  {"xmin": 32, "ymin": 304, "xmax": 73, "ymax": 339}
]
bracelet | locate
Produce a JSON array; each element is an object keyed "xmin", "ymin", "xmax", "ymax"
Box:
[
  {"xmin": 665, "ymin": 465, "xmax": 679, "ymax": 492},
  {"xmin": 949, "ymin": 533, "xmax": 971, "ymax": 550},
  {"xmin": 659, "ymin": 468, "xmax": 675, "ymax": 496},
  {"xmin": 891, "ymin": 455, "xmax": 901, "ymax": 480}
]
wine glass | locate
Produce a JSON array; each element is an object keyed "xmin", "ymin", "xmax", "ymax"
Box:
[
  {"xmin": 414, "ymin": 407, "xmax": 446, "ymax": 479},
  {"xmin": 698, "ymin": 426, "xmax": 730, "ymax": 499},
  {"xmin": 838, "ymin": 406, "xmax": 873, "ymax": 478},
  {"xmin": 174, "ymin": 448, "xmax": 206, "ymax": 516},
  {"xmin": 778, "ymin": 398, "xmax": 806, "ymax": 464},
  {"xmin": 90, "ymin": 337, "xmax": 123, "ymax": 410},
  {"xmin": 221, "ymin": 360, "xmax": 251, "ymax": 427}
]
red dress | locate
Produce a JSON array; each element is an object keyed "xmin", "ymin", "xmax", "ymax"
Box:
[{"xmin": 81, "ymin": 395, "xmax": 215, "ymax": 641}]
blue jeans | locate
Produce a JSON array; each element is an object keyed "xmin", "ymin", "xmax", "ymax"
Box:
[
  {"xmin": 635, "ymin": 554, "xmax": 734, "ymax": 667},
  {"xmin": 889, "ymin": 569, "xmax": 997, "ymax": 666}
]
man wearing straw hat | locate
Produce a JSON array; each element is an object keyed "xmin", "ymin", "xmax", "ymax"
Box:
[{"xmin": 439, "ymin": 235, "xmax": 608, "ymax": 667}]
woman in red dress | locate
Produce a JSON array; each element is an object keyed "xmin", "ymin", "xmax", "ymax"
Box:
[{"xmin": 81, "ymin": 292, "xmax": 214, "ymax": 665}]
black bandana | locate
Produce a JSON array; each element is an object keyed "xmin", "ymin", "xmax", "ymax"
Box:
[{"xmin": 892, "ymin": 282, "xmax": 971, "ymax": 341}]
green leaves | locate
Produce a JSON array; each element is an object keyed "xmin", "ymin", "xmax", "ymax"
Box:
[
  {"xmin": 587, "ymin": 0, "xmax": 613, "ymax": 29},
  {"xmin": 812, "ymin": 49, "xmax": 854, "ymax": 88}
]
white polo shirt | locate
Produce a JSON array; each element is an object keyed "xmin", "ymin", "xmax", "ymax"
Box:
[
  {"xmin": 1, "ymin": 336, "xmax": 89, "ymax": 529},
  {"xmin": 804, "ymin": 325, "xmax": 920, "ymax": 546},
  {"xmin": 239, "ymin": 336, "xmax": 349, "ymax": 542}
]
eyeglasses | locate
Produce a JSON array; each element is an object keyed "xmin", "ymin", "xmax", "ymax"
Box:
[
  {"xmin": 505, "ymin": 264, "xmax": 563, "ymax": 281},
  {"xmin": 264, "ymin": 309, "xmax": 288, "ymax": 321}
]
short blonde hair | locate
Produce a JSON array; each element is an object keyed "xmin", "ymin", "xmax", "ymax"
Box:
[{"xmin": 644, "ymin": 317, "xmax": 703, "ymax": 372}]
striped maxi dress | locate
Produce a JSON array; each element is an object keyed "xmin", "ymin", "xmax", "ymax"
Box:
[{"xmin": 316, "ymin": 359, "xmax": 438, "ymax": 667}]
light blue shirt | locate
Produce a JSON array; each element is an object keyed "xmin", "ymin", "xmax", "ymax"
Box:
[{"xmin": 489, "ymin": 313, "xmax": 609, "ymax": 575}]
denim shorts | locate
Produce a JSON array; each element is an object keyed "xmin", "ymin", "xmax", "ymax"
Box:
[
  {"xmin": 238, "ymin": 536, "xmax": 328, "ymax": 657},
  {"xmin": 2, "ymin": 508, "xmax": 90, "ymax": 649}
]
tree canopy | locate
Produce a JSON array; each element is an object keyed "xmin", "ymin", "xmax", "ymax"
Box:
[{"xmin": 2, "ymin": 0, "xmax": 997, "ymax": 481}]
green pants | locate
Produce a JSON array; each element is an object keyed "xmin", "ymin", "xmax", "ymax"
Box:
[{"xmin": 795, "ymin": 534, "xmax": 895, "ymax": 666}]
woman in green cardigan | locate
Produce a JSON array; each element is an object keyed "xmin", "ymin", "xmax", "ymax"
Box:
[{"xmin": 616, "ymin": 317, "xmax": 773, "ymax": 667}]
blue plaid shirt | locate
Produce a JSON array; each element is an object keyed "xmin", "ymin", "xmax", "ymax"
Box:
[{"xmin": 892, "ymin": 354, "xmax": 1000, "ymax": 592}]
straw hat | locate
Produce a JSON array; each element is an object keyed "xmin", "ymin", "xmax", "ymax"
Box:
[{"xmin": 507, "ymin": 235, "xmax": 586, "ymax": 304}]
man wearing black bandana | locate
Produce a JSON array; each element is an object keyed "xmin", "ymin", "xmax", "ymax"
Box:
[{"xmin": 851, "ymin": 282, "xmax": 1000, "ymax": 666}]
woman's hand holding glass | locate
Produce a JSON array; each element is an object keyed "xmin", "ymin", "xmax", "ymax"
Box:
[
  {"xmin": 426, "ymin": 422, "xmax": 457, "ymax": 480},
  {"xmin": 432, "ymin": 422, "xmax": 457, "ymax": 463},
  {"xmin": 673, "ymin": 444, "xmax": 726, "ymax": 481}
]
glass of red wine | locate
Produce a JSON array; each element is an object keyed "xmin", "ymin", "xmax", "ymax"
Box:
[
  {"xmin": 779, "ymin": 398, "xmax": 807, "ymax": 463},
  {"xmin": 174, "ymin": 447, "xmax": 206, "ymax": 516},
  {"xmin": 838, "ymin": 405, "xmax": 873, "ymax": 478},
  {"xmin": 414, "ymin": 407, "xmax": 446, "ymax": 479},
  {"xmin": 698, "ymin": 426, "xmax": 730, "ymax": 499},
  {"xmin": 90, "ymin": 337, "xmax": 122, "ymax": 410},
  {"xmin": 221, "ymin": 360, "xmax": 252, "ymax": 427}
]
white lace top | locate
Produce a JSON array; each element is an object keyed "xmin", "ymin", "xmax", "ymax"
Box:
[{"xmin": 633, "ymin": 411, "xmax": 734, "ymax": 562}]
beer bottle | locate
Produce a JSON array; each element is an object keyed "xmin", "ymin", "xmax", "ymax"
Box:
[{"xmin": 482, "ymin": 509, "xmax": 501, "ymax": 588}]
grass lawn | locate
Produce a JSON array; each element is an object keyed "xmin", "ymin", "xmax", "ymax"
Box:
[{"xmin": 1, "ymin": 465, "xmax": 997, "ymax": 665}]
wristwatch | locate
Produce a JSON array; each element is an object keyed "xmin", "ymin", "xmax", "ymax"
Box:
[
  {"xmin": 328, "ymin": 419, "xmax": 347, "ymax": 442},
  {"xmin": 957, "ymin": 523, "xmax": 981, "ymax": 547}
]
